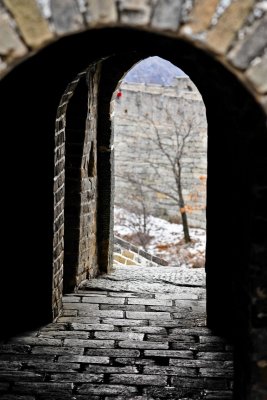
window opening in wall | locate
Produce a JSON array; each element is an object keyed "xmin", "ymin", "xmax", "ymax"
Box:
[
  {"xmin": 88, "ymin": 141, "xmax": 95, "ymax": 177},
  {"xmin": 111, "ymin": 56, "xmax": 208, "ymax": 272}
]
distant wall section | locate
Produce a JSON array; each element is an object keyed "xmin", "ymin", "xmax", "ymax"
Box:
[{"xmin": 113, "ymin": 77, "xmax": 207, "ymax": 229}]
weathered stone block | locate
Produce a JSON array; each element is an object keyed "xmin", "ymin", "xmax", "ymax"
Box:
[
  {"xmin": 150, "ymin": 0, "xmax": 182, "ymax": 31},
  {"xmin": 118, "ymin": 0, "xmax": 151, "ymax": 26},
  {"xmin": 110, "ymin": 374, "xmax": 167, "ymax": 386},
  {"xmin": 3, "ymin": 0, "xmax": 53, "ymax": 48},
  {"xmin": 50, "ymin": 373, "xmax": 104, "ymax": 382},
  {"xmin": 206, "ymin": 0, "xmax": 255, "ymax": 54},
  {"xmin": 85, "ymin": 0, "xmax": 117, "ymax": 26},
  {"xmin": 122, "ymin": 326, "xmax": 167, "ymax": 334},
  {"xmin": 118, "ymin": 340, "xmax": 168, "ymax": 349},
  {"xmin": 64, "ymin": 338, "xmax": 115, "ymax": 348},
  {"xmin": 128, "ymin": 298, "xmax": 172, "ymax": 306},
  {"xmin": 182, "ymin": 0, "xmax": 219, "ymax": 34},
  {"xmin": 126, "ymin": 311, "xmax": 171, "ymax": 320},
  {"xmin": 85, "ymin": 349, "xmax": 140, "ymax": 357},
  {"xmin": 77, "ymin": 384, "xmax": 137, "ymax": 395},
  {"xmin": 144, "ymin": 350, "xmax": 193, "ymax": 358},
  {"xmin": 0, "ymin": 14, "xmax": 27, "ymax": 61},
  {"xmin": 94, "ymin": 331, "xmax": 144, "ymax": 341},
  {"xmin": 58, "ymin": 355, "xmax": 109, "ymax": 364},
  {"xmin": 51, "ymin": 0, "xmax": 84, "ymax": 35},
  {"xmin": 228, "ymin": 15, "xmax": 267, "ymax": 70}
]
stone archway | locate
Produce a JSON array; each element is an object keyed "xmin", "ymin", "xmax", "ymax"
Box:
[{"xmin": 0, "ymin": 3, "xmax": 266, "ymax": 398}]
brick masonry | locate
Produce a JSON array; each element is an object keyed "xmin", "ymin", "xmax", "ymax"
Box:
[
  {"xmin": 114, "ymin": 236, "xmax": 168, "ymax": 267},
  {"xmin": 113, "ymin": 77, "xmax": 207, "ymax": 228},
  {"xmin": 53, "ymin": 66, "xmax": 100, "ymax": 320}
]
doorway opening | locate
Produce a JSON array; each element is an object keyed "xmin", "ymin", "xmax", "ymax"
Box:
[{"xmin": 112, "ymin": 56, "xmax": 207, "ymax": 272}]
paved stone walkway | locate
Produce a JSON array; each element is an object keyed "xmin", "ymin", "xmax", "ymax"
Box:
[{"xmin": 0, "ymin": 265, "xmax": 233, "ymax": 399}]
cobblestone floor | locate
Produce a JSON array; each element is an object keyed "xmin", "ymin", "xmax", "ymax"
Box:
[{"xmin": 0, "ymin": 265, "xmax": 233, "ymax": 399}]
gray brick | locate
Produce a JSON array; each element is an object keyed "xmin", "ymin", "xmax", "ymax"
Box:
[
  {"xmin": 62, "ymin": 296, "xmax": 80, "ymax": 302},
  {"xmin": 150, "ymin": 320, "xmax": 194, "ymax": 327},
  {"xmin": 31, "ymin": 346, "xmax": 84, "ymax": 355},
  {"xmin": 143, "ymin": 365, "xmax": 197, "ymax": 377},
  {"xmin": 63, "ymin": 303, "xmax": 99, "ymax": 310},
  {"xmin": 197, "ymin": 352, "xmax": 233, "ymax": 361},
  {"xmin": 146, "ymin": 334, "xmax": 196, "ymax": 342},
  {"xmin": 12, "ymin": 382, "xmax": 73, "ymax": 395},
  {"xmin": 126, "ymin": 311, "xmax": 171, "ymax": 320},
  {"xmin": 77, "ymin": 384, "xmax": 137, "ymax": 395},
  {"xmin": 0, "ymin": 345, "xmax": 31, "ymax": 354},
  {"xmin": 100, "ymin": 304, "xmax": 146, "ymax": 311},
  {"xmin": 0, "ymin": 361, "xmax": 23, "ymax": 371},
  {"xmin": 110, "ymin": 374, "xmax": 167, "ymax": 386},
  {"xmin": 144, "ymin": 350, "xmax": 193, "ymax": 358},
  {"xmin": 82, "ymin": 296, "xmax": 125, "ymax": 304},
  {"xmin": 151, "ymin": 0, "xmax": 182, "ymax": 31},
  {"xmin": 171, "ymin": 377, "xmax": 228, "ymax": 389},
  {"xmin": 128, "ymin": 298, "xmax": 172, "ymax": 306},
  {"xmin": 50, "ymin": 373, "xmax": 104, "ymax": 382},
  {"xmin": 114, "ymin": 358, "xmax": 156, "ymax": 366},
  {"xmin": 104, "ymin": 318, "xmax": 148, "ymax": 326},
  {"xmin": 94, "ymin": 332, "xmax": 144, "ymax": 341},
  {"xmin": 109, "ymin": 292, "xmax": 153, "ymax": 298},
  {"xmin": 169, "ymin": 328, "xmax": 212, "ymax": 336},
  {"xmin": 155, "ymin": 293, "xmax": 199, "ymax": 300},
  {"xmin": 245, "ymin": 55, "xmax": 267, "ymax": 94},
  {"xmin": 58, "ymin": 355, "xmax": 109, "ymax": 364},
  {"xmin": 64, "ymin": 339, "xmax": 114, "ymax": 348},
  {"xmin": 199, "ymin": 368, "xmax": 234, "ymax": 377},
  {"xmin": 204, "ymin": 390, "xmax": 233, "ymax": 399},
  {"xmin": 122, "ymin": 326, "xmax": 167, "ymax": 334},
  {"xmin": 79, "ymin": 310, "xmax": 123, "ymax": 318},
  {"xmin": 0, "ymin": 371, "xmax": 45, "ymax": 382},
  {"xmin": 22, "ymin": 361, "xmax": 80, "ymax": 372},
  {"xmin": 228, "ymin": 15, "xmax": 267, "ymax": 69},
  {"xmin": 171, "ymin": 342, "xmax": 225, "ymax": 351},
  {"xmin": 39, "ymin": 330, "xmax": 89, "ymax": 339},
  {"xmin": 85, "ymin": 365, "xmax": 138, "ymax": 374},
  {"xmin": 85, "ymin": 349, "xmax": 140, "ymax": 357},
  {"xmin": 51, "ymin": 0, "xmax": 84, "ymax": 35},
  {"xmin": 57, "ymin": 317, "xmax": 100, "ymax": 323},
  {"xmin": 77, "ymin": 290, "xmax": 108, "ymax": 296},
  {"xmin": 118, "ymin": 341, "xmax": 168, "ymax": 350},
  {"xmin": 61, "ymin": 309, "xmax": 78, "ymax": 317},
  {"xmin": 199, "ymin": 336, "xmax": 224, "ymax": 343},
  {"xmin": 169, "ymin": 359, "xmax": 233, "ymax": 368},
  {"xmin": 70, "ymin": 323, "xmax": 115, "ymax": 331}
]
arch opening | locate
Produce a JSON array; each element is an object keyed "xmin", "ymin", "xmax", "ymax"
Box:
[{"xmin": 112, "ymin": 56, "xmax": 207, "ymax": 270}]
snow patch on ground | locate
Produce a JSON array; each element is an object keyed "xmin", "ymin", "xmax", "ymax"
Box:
[{"xmin": 114, "ymin": 207, "xmax": 206, "ymax": 268}]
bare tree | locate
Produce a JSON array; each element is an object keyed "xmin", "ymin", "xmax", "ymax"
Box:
[
  {"xmin": 114, "ymin": 178, "xmax": 153, "ymax": 251},
  {"xmin": 122, "ymin": 107, "xmax": 196, "ymax": 243}
]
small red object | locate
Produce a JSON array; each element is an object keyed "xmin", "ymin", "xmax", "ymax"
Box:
[{"xmin": 117, "ymin": 91, "xmax": 122, "ymax": 98}]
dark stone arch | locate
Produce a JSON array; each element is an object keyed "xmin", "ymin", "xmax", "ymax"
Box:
[{"xmin": 0, "ymin": 27, "xmax": 265, "ymax": 398}]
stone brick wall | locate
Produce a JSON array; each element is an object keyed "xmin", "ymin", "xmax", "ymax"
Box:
[
  {"xmin": 53, "ymin": 72, "xmax": 84, "ymax": 319},
  {"xmin": 113, "ymin": 77, "xmax": 207, "ymax": 229},
  {"xmin": 77, "ymin": 65, "xmax": 100, "ymax": 284},
  {"xmin": 114, "ymin": 236, "xmax": 168, "ymax": 268},
  {"xmin": 53, "ymin": 65, "xmax": 100, "ymax": 319}
]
